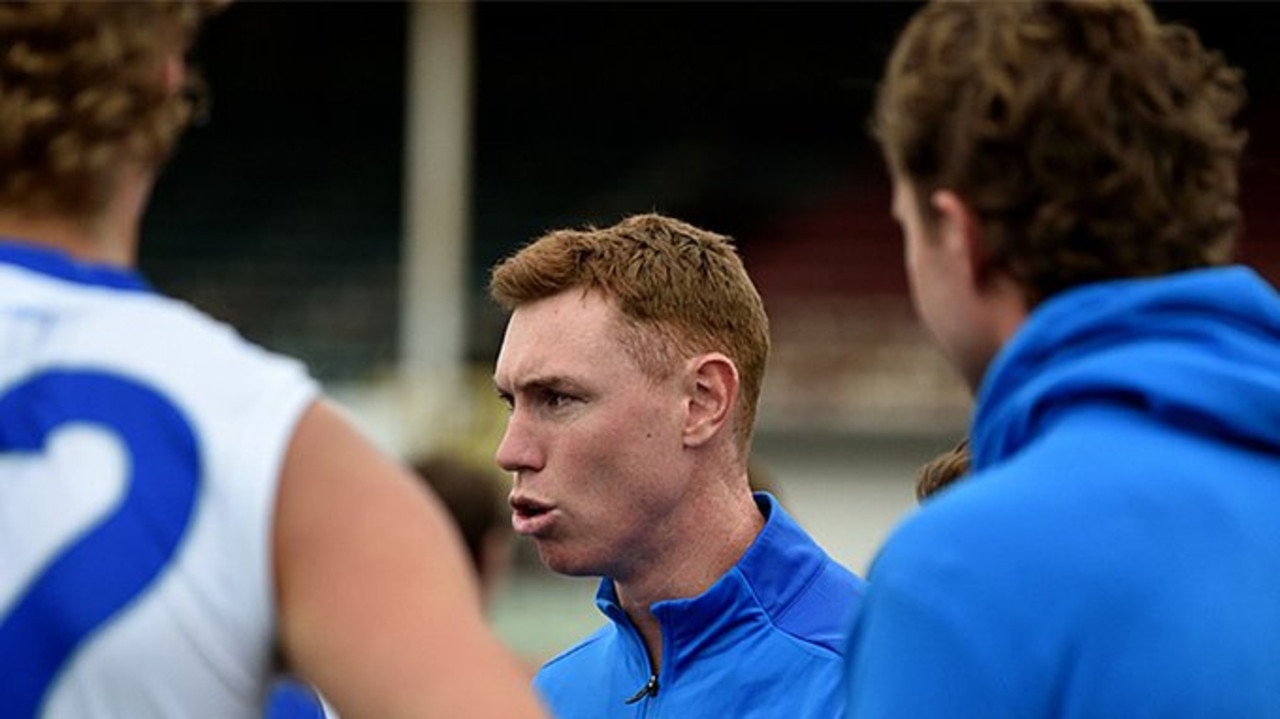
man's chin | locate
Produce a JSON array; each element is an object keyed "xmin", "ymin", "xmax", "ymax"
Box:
[{"xmin": 535, "ymin": 546, "xmax": 598, "ymax": 578}]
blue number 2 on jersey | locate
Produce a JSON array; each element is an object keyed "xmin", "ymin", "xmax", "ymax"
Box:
[{"xmin": 0, "ymin": 371, "xmax": 201, "ymax": 717}]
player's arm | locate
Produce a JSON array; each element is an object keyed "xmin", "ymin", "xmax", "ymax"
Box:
[{"xmin": 272, "ymin": 398, "xmax": 547, "ymax": 719}]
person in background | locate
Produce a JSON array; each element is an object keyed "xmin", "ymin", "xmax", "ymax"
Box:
[
  {"xmin": 0, "ymin": 3, "xmax": 546, "ymax": 717},
  {"xmin": 845, "ymin": 1, "xmax": 1280, "ymax": 716},
  {"xmin": 411, "ymin": 453, "xmax": 515, "ymax": 605},
  {"xmin": 913, "ymin": 437, "xmax": 969, "ymax": 502},
  {"xmin": 490, "ymin": 212, "xmax": 866, "ymax": 718}
]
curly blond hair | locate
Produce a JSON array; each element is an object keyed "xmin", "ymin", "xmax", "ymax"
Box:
[
  {"xmin": 874, "ymin": 0, "xmax": 1247, "ymax": 307},
  {"xmin": 0, "ymin": 1, "xmax": 215, "ymax": 221}
]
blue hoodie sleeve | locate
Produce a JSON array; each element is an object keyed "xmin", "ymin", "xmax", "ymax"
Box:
[{"xmin": 844, "ymin": 565, "xmax": 1019, "ymax": 719}]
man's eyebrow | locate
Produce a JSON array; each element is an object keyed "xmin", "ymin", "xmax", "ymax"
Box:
[{"xmin": 496, "ymin": 375, "xmax": 581, "ymax": 395}]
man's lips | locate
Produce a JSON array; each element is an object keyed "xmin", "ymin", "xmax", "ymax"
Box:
[{"xmin": 510, "ymin": 495, "xmax": 557, "ymax": 535}]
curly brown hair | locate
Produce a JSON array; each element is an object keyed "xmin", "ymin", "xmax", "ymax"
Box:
[
  {"xmin": 915, "ymin": 437, "xmax": 970, "ymax": 502},
  {"xmin": 489, "ymin": 213, "xmax": 771, "ymax": 452},
  {"xmin": 0, "ymin": 1, "xmax": 216, "ymax": 222},
  {"xmin": 873, "ymin": 0, "xmax": 1247, "ymax": 306}
]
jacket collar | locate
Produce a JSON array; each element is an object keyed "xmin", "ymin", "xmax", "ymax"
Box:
[{"xmin": 594, "ymin": 492, "xmax": 830, "ymax": 680}]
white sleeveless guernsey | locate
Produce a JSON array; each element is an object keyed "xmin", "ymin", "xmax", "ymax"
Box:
[{"xmin": 0, "ymin": 240, "xmax": 319, "ymax": 718}]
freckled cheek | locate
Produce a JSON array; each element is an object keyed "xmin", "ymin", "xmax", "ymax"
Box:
[
  {"xmin": 572, "ymin": 416, "xmax": 667, "ymax": 485},
  {"xmin": 560, "ymin": 443, "xmax": 634, "ymax": 510}
]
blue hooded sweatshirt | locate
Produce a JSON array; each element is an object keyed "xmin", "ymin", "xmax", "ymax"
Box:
[
  {"xmin": 845, "ymin": 267, "xmax": 1280, "ymax": 718},
  {"xmin": 537, "ymin": 493, "xmax": 865, "ymax": 718}
]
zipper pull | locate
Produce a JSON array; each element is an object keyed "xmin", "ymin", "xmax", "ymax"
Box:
[{"xmin": 624, "ymin": 674, "xmax": 660, "ymax": 704}]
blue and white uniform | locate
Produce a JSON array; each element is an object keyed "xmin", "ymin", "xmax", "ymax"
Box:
[{"xmin": 0, "ymin": 240, "xmax": 318, "ymax": 718}]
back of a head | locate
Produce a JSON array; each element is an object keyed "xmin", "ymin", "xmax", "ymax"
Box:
[
  {"xmin": 489, "ymin": 212, "xmax": 771, "ymax": 450},
  {"xmin": 0, "ymin": 1, "xmax": 214, "ymax": 223},
  {"xmin": 873, "ymin": 0, "xmax": 1247, "ymax": 307},
  {"xmin": 410, "ymin": 453, "xmax": 509, "ymax": 577},
  {"xmin": 915, "ymin": 437, "xmax": 971, "ymax": 502}
]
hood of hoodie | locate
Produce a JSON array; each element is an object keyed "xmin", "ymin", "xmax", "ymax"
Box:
[{"xmin": 971, "ymin": 266, "xmax": 1280, "ymax": 471}]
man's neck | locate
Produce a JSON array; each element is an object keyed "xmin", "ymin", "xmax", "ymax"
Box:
[
  {"xmin": 0, "ymin": 214, "xmax": 132, "ymax": 266},
  {"xmin": 0, "ymin": 166, "xmax": 152, "ymax": 267},
  {"xmin": 613, "ymin": 486, "xmax": 766, "ymax": 672}
]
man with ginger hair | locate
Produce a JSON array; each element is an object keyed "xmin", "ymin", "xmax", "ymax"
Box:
[
  {"xmin": 490, "ymin": 213, "xmax": 865, "ymax": 718},
  {"xmin": 845, "ymin": 1, "xmax": 1280, "ymax": 716},
  {"xmin": 0, "ymin": 4, "xmax": 545, "ymax": 718}
]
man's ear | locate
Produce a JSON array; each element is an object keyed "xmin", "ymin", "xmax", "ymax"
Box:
[
  {"xmin": 164, "ymin": 53, "xmax": 186, "ymax": 95},
  {"xmin": 683, "ymin": 353, "xmax": 738, "ymax": 449},
  {"xmin": 932, "ymin": 189, "xmax": 989, "ymax": 287}
]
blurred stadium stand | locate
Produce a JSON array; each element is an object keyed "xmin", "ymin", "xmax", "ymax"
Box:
[
  {"xmin": 142, "ymin": 3, "xmax": 1279, "ymax": 442},
  {"xmin": 134, "ymin": 0, "xmax": 1280, "ymax": 667}
]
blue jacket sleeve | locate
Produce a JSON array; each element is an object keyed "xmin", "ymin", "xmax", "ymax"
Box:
[{"xmin": 844, "ymin": 569, "xmax": 1021, "ymax": 719}]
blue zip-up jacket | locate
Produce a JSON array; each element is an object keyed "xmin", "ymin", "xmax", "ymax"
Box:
[
  {"xmin": 845, "ymin": 267, "xmax": 1280, "ymax": 717},
  {"xmin": 536, "ymin": 493, "xmax": 865, "ymax": 718}
]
